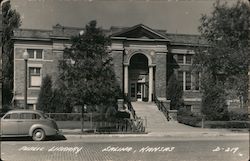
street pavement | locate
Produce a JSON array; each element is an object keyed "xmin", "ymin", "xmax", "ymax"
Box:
[
  {"xmin": 1, "ymin": 135, "xmax": 249, "ymax": 161},
  {"xmin": 1, "ymin": 102, "xmax": 249, "ymax": 161}
]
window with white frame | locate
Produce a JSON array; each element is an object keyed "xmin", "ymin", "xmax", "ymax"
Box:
[
  {"xmin": 176, "ymin": 54, "xmax": 192, "ymax": 65},
  {"xmin": 186, "ymin": 54, "xmax": 192, "ymax": 64},
  {"xmin": 177, "ymin": 54, "xmax": 184, "ymax": 64},
  {"xmin": 27, "ymin": 49, "xmax": 43, "ymax": 60},
  {"xmin": 178, "ymin": 71, "xmax": 200, "ymax": 91},
  {"xmin": 185, "ymin": 71, "xmax": 191, "ymax": 90},
  {"xmin": 178, "ymin": 71, "xmax": 184, "ymax": 90},
  {"xmin": 29, "ymin": 67, "xmax": 41, "ymax": 87}
]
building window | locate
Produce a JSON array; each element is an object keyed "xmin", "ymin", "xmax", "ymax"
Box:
[
  {"xmin": 27, "ymin": 49, "xmax": 43, "ymax": 60},
  {"xmin": 176, "ymin": 54, "xmax": 192, "ymax": 64},
  {"xmin": 178, "ymin": 71, "xmax": 200, "ymax": 91},
  {"xmin": 185, "ymin": 105, "xmax": 192, "ymax": 111},
  {"xmin": 185, "ymin": 71, "xmax": 191, "ymax": 90},
  {"xmin": 29, "ymin": 67, "xmax": 41, "ymax": 87},
  {"xmin": 186, "ymin": 55, "xmax": 192, "ymax": 64},
  {"xmin": 178, "ymin": 71, "xmax": 184, "ymax": 90},
  {"xmin": 27, "ymin": 104, "xmax": 35, "ymax": 110},
  {"xmin": 177, "ymin": 54, "xmax": 184, "ymax": 64}
]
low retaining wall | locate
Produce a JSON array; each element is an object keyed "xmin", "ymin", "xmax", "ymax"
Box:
[{"xmin": 168, "ymin": 110, "xmax": 177, "ymax": 121}]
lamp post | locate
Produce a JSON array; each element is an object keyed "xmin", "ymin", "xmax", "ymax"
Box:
[
  {"xmin": 23, "ymin": 50, "xmax": 29, "ymax": 109},
  {"xmin": 81, "ymin": 105, "xmax": 87, "ymax": 133}
]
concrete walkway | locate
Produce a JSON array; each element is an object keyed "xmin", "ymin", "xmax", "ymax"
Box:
[
  {"xmin": 132, "ymin": 101, "xmax": 170, "ymax": 133},
  {"xmin": 60, "ymin": 102, "xmax": 248, "ymax": 138},
  {"xmin": 131, "ymin": 102, "xmax": 247, "ymax": 136}
]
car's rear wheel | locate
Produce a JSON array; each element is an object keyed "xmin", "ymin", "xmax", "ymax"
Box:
[{"xmin": 32, "ymin": 129, "xmax": 45, "ymax": 141}]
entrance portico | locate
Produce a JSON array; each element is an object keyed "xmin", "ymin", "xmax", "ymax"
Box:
[
  {"xmin": 124, "ymin": 51, "xmax": 155, "ymax": 102},
  {"xmin": 110, "ymin": 24, "xmax": 169, "ymax": 102}
]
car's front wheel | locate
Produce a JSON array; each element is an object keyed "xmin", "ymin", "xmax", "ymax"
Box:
[{"xmin": 32, "ymin": 129, "xmax": 45, "ymax": 141}]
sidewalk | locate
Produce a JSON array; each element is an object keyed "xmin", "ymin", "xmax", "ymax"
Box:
[
  {"xmin": 61, "ymin": 127, "xmax": 249, "ymax": 138},
  {"xmin": 57, "ymin": 102, "xmax": 249, "ymax": 139}
]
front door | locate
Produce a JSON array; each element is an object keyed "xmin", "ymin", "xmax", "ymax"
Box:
[
  {"xmin": 130, "ymin": 82, "xmax": 137, "ymax": 101},
  {"xmin": 137, "ymin": 83, "xmax": 143, "ymax": 101},
  {"xmin": 130, "ymin": 82, "xmax": 146, "ymax": 101}
]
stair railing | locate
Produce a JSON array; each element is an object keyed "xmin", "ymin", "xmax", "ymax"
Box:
[
  {"xmin": 123, "ymin": 95, "xmax": 146, "ymax": 132},
  {"xmin": 154, "ymin": 96, "xmax": 170, "ymax": 121},
  {"xmin": 124, "ymin": 95, "xmax": 137, "ymax": 119}
]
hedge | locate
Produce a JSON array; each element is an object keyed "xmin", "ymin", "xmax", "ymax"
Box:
[
  {"xmin": 200, "ymin": 121, "xmax": 250, "ymax": 128},
  {"xmin": 177, "ymin": 115, "xmax": 250, "ymax": 128},
  {"xmin": 177, "ymin": 115, "xmax": 202, "ymax": 127}
]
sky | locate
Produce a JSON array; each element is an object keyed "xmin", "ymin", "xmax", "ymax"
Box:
[{"xmin": 11, "ymin": 0, "xmax": 239, "ymax": 34}]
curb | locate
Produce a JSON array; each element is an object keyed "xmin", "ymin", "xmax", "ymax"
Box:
[{"xmin": 61, "ymin": 131, "xmax": 249, "ymax": 138}]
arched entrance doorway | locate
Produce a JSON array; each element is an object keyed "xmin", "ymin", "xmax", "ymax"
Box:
[{"xmin": 129, "ymin": 54, "xmax": 149, "ymax": 102}]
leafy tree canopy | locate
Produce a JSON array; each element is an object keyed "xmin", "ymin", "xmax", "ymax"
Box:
[
  {"xmin": 59, "ymin": 20, "xmax": 121, "ymax": 110},
  {"xmin": 196, "ymin": 1, "xmax": 249, "ymax": 76},
  {"xmin": 194, "ymin": 0, "xmax": 250, "ymax": 102},
  {"xmin": 2, "ymin": 2, "xmax": 21, "ymax": 105}
]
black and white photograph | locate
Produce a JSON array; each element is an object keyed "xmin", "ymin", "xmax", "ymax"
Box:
[{"xmin": 0, "ymin": 0, "xmax": 249, "ymax": 160}]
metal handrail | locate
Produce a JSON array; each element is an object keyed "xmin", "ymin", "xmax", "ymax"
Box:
[
  {"xmin": 154, "ymin": 96, "xmax": 170, "ymax": 121},
  {"xmin": 124, "ymin": 95, "xmax": 137, "ymax": 119},
  {"xmin": 123, "ymin": 95, "xmax": 145, "ymax": 132}
]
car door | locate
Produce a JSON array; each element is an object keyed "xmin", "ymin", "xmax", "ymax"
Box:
[
  {"xmin": 18, "ymin": 113, "xmax": 40, "ymax": 135},
  {"xmin": 1, "ymin": 113, "xmax": 19, "ymax": 135}
]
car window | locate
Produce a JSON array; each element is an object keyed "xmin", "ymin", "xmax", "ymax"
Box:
[
  {"xmin": 41, "ymin": 112, "xmax": 48, "ymax": 119},
  {"xmin": 20, "ymin": 113, "xmax": 41, "ymax": 119},
  {"xmin": 33, "ymin": 114, "xmax": 41, "ymax": 119},
  {"xmin": 3, "ymin": 113, "xmax": 19, "ymax": 119}
]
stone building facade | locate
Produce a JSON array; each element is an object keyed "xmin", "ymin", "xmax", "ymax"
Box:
[{"xmin": 13, "ymin": 24, "xmax": 207, "ymax": 113}]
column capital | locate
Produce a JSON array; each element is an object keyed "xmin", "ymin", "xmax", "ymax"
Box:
[
  {"xmin": 123, "ymin": 63, "xmax": 129, "ymax": 66},
  {"xmin": 148, "ymin": 64, "xmax": 156, "ymax": 67}
]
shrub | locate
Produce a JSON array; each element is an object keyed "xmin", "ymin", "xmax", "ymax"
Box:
[
  {"xmin": 177, "ymin": 107, "xmax": 202, "ymax": 127},
  {"xmin": 177, "ymin": 115, "xmax": 202, "ymax": 127},
  {"xmin": 166, "ymin": 73, "xmax": 183, "ymax": 110},
  {"xmin": 37, "ymin": 75, "xmax": 53, "ymax": 113},
  {"xmin": 177, "ymin": 107, "xmax": 193, "ymax": 116},
  {"xmin": 204, "ymin": 121, "xmax": 250, "ymax": 128},
  {"xmin": 201, "ymin": 80, "xmax": 229, "ymax": 121},
  {"xmin": 229, "ymin": 110, "xmax": 249, "ymax": 121}
]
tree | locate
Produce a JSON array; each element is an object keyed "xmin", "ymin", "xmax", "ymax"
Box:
[
  {"xmin": 51, "ymin": 80, "xmax": 71, "ymax": 113},
  {"xmin": 59, "ymin": 20, "xmax": 121, "ymax": 115},
  {"xmin": 166, "ymin": 73, "xmax": 183, "ymax": 110},
  {"xmin": 201, "ymin": 72, "xmax": 229, "ymax": 121},
  {"xmin": 194, "ymin": 1, "xmax": 250, "ymax": 119},
  {"xmin": 2, "ymin": 2, "xmax": 21, "ymax": 106},
  {"xmin": 37, "ymin": 75, "xmax": 54, "ymax": 113}
]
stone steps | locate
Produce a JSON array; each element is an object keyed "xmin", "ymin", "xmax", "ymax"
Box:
[
  {"xmin": 132, "ymin": 102, "xmax": 202, "ymax": 133},
  {"xmin": 132, "ymin": 102, "xmax": 170, "ymax": 133}
]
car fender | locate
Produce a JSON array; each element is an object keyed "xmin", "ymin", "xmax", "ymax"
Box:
[{"xmin": 29, "ymin": 124, "xmax": 53, "ymax": 136}]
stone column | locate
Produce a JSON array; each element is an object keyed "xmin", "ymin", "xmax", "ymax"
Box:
[
  {"xmin": 124, "ymin": 65, "xmax": 129, "ymax": 96},
  {"xmin": 148, "ymin": 66, "xmax": 153, "ymax": 102}
]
